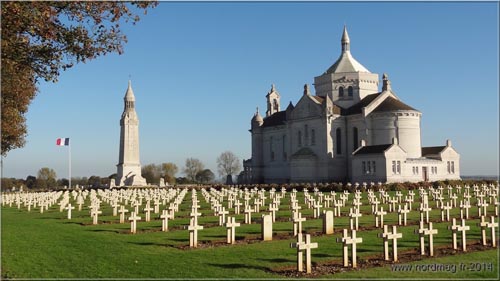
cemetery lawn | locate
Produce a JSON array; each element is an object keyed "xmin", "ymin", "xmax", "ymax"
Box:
[{"xmin": 2, "ymin": 191, "xmax": 499, "ymax": 279}]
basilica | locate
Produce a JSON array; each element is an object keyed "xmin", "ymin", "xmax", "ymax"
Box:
[{"xmin": 240, "ymin": 27, "xmax": 460, "ymax": 184}]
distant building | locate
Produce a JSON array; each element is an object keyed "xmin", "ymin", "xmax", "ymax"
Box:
[
  {"xmin": 241, "ymin": 27, "xmax": 460, "ymax": 184},
  {"xmin": 115, "ymin": 81, "xmax": 147, "ymax": 186}
]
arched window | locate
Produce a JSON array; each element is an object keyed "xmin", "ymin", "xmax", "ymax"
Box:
[
  {"xmin": 311, "ymin": 129, "xmax": 316, "ymax": 145},
  {"xmin": 273, "ymin": 99, "xmax": 279, "ymax": 112},
  {"xmin": 336, "ymin": 128, "xmax": 341, "ymax": 154},
  {"xmin": 298, "ymin": 131, "xmax": 302, "ymax": 147},
  {"xmin": 348, "ymin": 86, "xmax": 353, "ymax": 97},
  {"xmin": 339, "ymin": 87, "xmax": 344, "ymax": 97},
  {"xmin": 304, "ymin": 125, "xmax": 309, "ymax": 145},
  {"xmin": 353, "ymin": 127, "xmax": 359, "ymax": 150}
]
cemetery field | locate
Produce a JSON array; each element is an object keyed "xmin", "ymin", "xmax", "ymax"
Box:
[{"xmin": 1, "ymin": 186, "xmax": 499, "ymax": 279}]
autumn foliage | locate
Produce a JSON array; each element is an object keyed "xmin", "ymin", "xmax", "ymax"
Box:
[{"xmin": 1, "ymin": 1, "xmax": 157, "ymax": 155}]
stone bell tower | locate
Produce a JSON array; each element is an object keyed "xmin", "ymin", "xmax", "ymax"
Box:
[{"xmin": 115, "ymin": 81, "xmax": 147, "ymax": 186}]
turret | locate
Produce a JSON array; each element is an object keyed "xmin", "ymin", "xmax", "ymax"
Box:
[
  {"xmin": 266, "ymin": 84, "xmax": 280, "ymax": 117},
  {"xmin": 250, "ymin": 107, "xmax": 264, "ymax": 183}
]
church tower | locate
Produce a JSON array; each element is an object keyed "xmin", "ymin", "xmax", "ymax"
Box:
[
  {"xmin": 115, "ymin": 81, "xmax": 147, "ymax": 186},
  {"xmin": 266, "ymin": 84, "xmax": 280, "ymax": 117},
  {"xmin": 314, "ymin": 26, "xmax": 379, "ymax": 108}
]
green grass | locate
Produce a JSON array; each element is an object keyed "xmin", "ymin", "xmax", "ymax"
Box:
[{"xmin": 1, "ymin": 189, "xmax": 499, "ymax": 279}]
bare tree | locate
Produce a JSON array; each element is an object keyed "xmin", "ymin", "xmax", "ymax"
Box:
[
  {"xmin": 183, "ymin": 158, "xmax": 204, "ymax": 182},
  {"xmin": 217, "ymin": 151, "xmax": 241, "ymax": 183}
]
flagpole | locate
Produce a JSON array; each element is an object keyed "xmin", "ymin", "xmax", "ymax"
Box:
[{"xmin": 69, "ymin": 140, "xmax": 71, "ymax": 189}]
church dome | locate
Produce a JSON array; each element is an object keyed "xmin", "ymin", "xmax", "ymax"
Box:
[
  {"xmin": 251, "ymin": 108, "xmax": 264, "ymax": 127},
  {"xmin": 325, "ymin": 26, "xmax": 370, "ymax": 74}
]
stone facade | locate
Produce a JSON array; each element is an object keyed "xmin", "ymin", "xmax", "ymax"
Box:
[
  {"xmin": 115, "ymin": 81, "xmax": 147, "ymax": 186},
  {"xmin": 241, "ymin": 27, "xmax": 460, "ymax": 184}
]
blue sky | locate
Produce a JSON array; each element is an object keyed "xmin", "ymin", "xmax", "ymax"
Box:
[{"xmin": 2, "ymin": 1, "xmax": 499, "ymax": 180}]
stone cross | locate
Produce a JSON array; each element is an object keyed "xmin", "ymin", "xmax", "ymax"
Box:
[
  {"xmin": 337, "ymin": 229, "xmax": 363, "ymax": 268},
  {"xmin": 118, "ymin": 205, "xmax": 129, "ymax": 224},
  {"xmin": 449, "ymin": 218, "xmax": 459, "ymax": 250},
  {"xmin": 397, "ymin": 203, "xmax": 410, "ymax": 226},
  {"xmin": 133, "ymin": 201, "xmax": 141, "ymax": 214},
  {"xmin": 112, "ymin": 202, "xmax": 119, "ymax": 216},
  {"xmin": 322, "ymin": 210, "xmax": 334, "ymax": 235},
  {"xmin": 477, "ymin": 216, "xmax": 488, "ymax": 246},
  {"xmin": 225, "ymin": 216, "xmax": 240, "ymax": 244},
  {"xmin": 244, "ymin": 206, "xmax": 253, "ymax": 224},
  {"xmin": 349, "ymin": 207, "xmax": 362, "ymax": 231},
  {"xmin": 160, "ymin": 209, "xmax": 173, "ymax": 232},
  {"xmin": 65, "ymin": 203, "xmax": 75, "ymax": 220},
  {"xmin": 188, "ymin": 218, "xmax": 204, "ymax": 248},
  {"xmin": 460, "ymin": 200, "xmax": 471, "ymax": 219},
  {"xmin": 450, "ymin": 193, "xmax": 458, "ymax": 207},
  {"xmin": 129, "ymin": 212, "xmax": 141, "ymax": 234},
  {"xmin": 414, "ymin": 220, "xmax": 428, "ymax": 255},
  {"xmin": 269, "ymin": 203, "xmax": 279, "ymax": 222},
  {"xmin": 234, "ymin": 200, "xmax": 242, "ymax": 214},
  {"xmin": 218, "ymin": 207, "xmax": 229, "ymax": 226},
  {"xmin": 385, "ymin": 225, "xmax": 403, "ymax": 261},
  {"xmin": 379, "ymin": 225, "xmax": 391, "ymax": 261},
  {"xmin": 478, "ymin": 200, "xmax": 489, "ymax": 217},
  {"xmin": 293, "ymin": 212, "xmax": 306, "ymax": 236},
  {"xmin": 90, "ymin": 207, "xmax": 102, "ymax": 225},
  {"xmin": 456, "ymin": 219, "xmax": 470, "ymax": 251},
  {"xmin": 375, "ymin": 207, "xmax": 387, "ymax": 228},
  {"xmin": 143, "ymin": 205, "xmax": 153, "ymax": 222},
  {"xmin": 290, "ymin": 233, "xmax": 304, "ymax": 272},
  {"xmin": 313, "ymin": 201, "xmax": 322, "ymax": 219},
  {"xmin": 486, "ymin": 216, "xmax": 498, "ymax": 247},
  {"xmin": 420, "ymin": 203, "xmax": 432, "ymax": 224},
  {"xmin": 261, "ymin": 214, "xmax": 273, "ymax": 241},
  {"xmin": 423, "ymin": 222, "xmax": 438, "ymax": 256},
  {"xmin": 441, "ymin": 201, "xmax": 452, "ymax": 222},
  {"xmin": 298, "ymin": 234, "xmax": 318, "ymax": 274}
]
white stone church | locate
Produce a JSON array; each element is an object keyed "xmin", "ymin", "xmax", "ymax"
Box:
[{"xmin": 240, "ymin": 27, "xmax": 460, "ymax": 184}]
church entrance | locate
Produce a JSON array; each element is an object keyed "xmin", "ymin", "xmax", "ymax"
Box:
[{"xmin": 422, "ymin": 167, "xmax": 429, "ymax": 181}]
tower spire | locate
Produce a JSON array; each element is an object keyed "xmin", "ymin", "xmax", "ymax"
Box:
[{"xmin": 341, "ymin": 25, "xmax": 350, "ymax": 52}]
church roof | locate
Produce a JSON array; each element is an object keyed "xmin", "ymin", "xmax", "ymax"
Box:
[
  {"xmin": 262, "ymin": 111, "xmax": 287, "ymax": 127},
  {"xmin": 371, "ymin": 96, "xmax": 417, "ymax": 113},
  {"xmin": 343, "ymin": 94, "xmax": 379, "ymax": 115},
  {"xmin": 125, "ymin": 80, "xmax": 135, "ymax": 101},
  {"xmin": 352, "ymin": 144, "xmax": 392, "ymax": 155},
  {"xmin": 325, "ymin": 26, "xmax": 370, "ymax": 74},
  {"xmin": 326, "ymin": 51, "xmax": 370, "ymax": 74},
  {"xmin": 422, "ymin": 146, "xmax": 446, "ymax": 156},
  {"xmin": 311, "ymin": 96, "xmax": 324, "ymax": 104}
]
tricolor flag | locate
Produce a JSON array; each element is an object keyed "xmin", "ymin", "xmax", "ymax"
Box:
[{"xmin": 56, "ymin": 138, "xmax": 70, "ymax": 146}]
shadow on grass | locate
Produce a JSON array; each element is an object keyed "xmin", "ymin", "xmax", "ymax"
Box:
[
  {"xmin": 86, "ymin": 229, "xmax": 121, "ymax": 234},
  {"xmin": 127, "ymin": 241, "xmax": 177, "ymax": 248},
  {"xmin": 207, "ymin": 263, "xmax": 269, "ymax": 271},
  {"xmin": 257, "ymin": 258, "xmax": 292, "ymax": 263}
]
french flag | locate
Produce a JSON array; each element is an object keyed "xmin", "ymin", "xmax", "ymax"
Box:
[{"xmin": 56, "ymin": 138, "xmax": 70, "ymax": 146}]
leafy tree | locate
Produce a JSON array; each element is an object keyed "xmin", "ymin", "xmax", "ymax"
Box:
[
  {"xmin": 37, "ymin": 167, "xmax": 57, "ymax": 189},
  {"xmin": 57, "ymin": 178, "xmax": 69, "ymax": 188},
  {"xmin": 216, "ymin": 151, "xmax": 241, "ymax": 184},
  {"xmin": 183, "ymin": 158, "xmax": 204, "ymax": 182},
  {"xmin": 1, "ymin": 1, "xmax": 157, "ymax": 155},
  {"xmin": 196, "ymin": 169, "xmax": 215, "ymax": 184},
  {"xmin": 161, "ymin": 162, "xmax": 178, "ymax": 184},
  {"xmin": 87, "ymin": 176, "xmax": 101, "ymax": 188},
  {"xmin": 141, "ymin": 163, "xmax": 162, "ymax": 185},
  {"xmin": 25, "ymin": 175, "xmax": 37, "ymax": 189}
]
